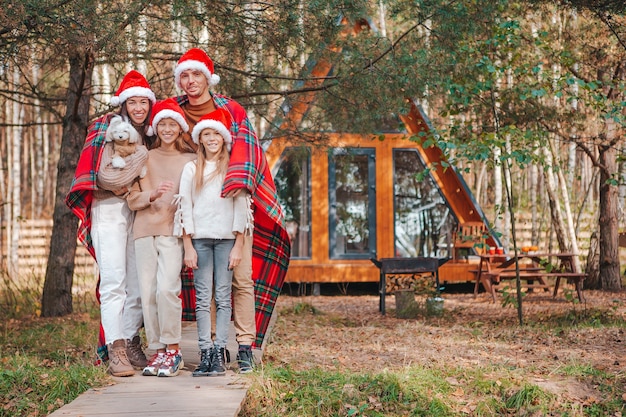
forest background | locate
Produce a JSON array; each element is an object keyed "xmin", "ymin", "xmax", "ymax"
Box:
[{"xmin": 1, "ymin": 0, "xmax": 626, "ymax": 318}]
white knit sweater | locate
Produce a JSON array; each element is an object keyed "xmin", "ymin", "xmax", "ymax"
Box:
[{"xmin": 178, "ymin": 160, "xmax": 248, "ymax": 239}]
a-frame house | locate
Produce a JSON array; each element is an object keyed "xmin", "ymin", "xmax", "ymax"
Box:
[{"xmin": 263, "ymin": 18, "xmax": 500, "ymax": 286}]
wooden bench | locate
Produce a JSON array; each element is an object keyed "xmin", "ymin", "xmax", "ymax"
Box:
[
  {"xmin": 371, "ymin": 257, "xmax": 448, "ymax": 315},
  {"xmin": 474, "ymin": 252, "xmax": 586, "ymax": 303},
  {"xmin": 483, "ymin": 271, "xmax": 586, "ymax": 302},
  {"xmin": 471, "ymin": 267, "xmax": 543, "ymax": 295}
]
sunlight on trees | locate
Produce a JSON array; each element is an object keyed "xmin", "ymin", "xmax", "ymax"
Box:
[{"xmin": 0, "ymin": 1, "xmax": 624, "ymax": 314}]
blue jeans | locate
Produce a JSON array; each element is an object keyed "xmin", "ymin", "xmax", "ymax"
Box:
[{"xmin": 193, "ymin": 238, "xmax": 234, "ymax": 350}]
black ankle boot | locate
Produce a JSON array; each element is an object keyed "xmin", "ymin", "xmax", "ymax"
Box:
[
  {"xmin": 209, "ymin": 346, "xmax": 226, "ymax": 376},
  {"xmin": 237, "ymin": 345, "xmax": 254, "ymax": 374},
  {"xmin": 192, "ymin": 349, "xmax": 211, "ymax": 377}
]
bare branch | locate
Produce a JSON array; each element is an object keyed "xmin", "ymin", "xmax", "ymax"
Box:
[
  {"xmin": 596, "ymin": 12, "xmax": 626, "ymax": 53},
  {"xmin": 368, "ymin": 0, "xmax": 461, "ymax": 69}
]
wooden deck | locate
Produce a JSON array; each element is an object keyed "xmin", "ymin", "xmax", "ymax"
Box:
[{"xmin": 48, "ymin": 320, "xmax": 266, "ymax": 417}]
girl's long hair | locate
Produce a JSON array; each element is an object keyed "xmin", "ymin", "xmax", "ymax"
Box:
[{"xmin": 194, "ymin": 136, "xmax": 230, "ymax": 193}]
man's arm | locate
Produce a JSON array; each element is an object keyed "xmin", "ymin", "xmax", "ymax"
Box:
[{"xmin": 219, "ymin": 96, "xmax": 263, "ymax": 196}]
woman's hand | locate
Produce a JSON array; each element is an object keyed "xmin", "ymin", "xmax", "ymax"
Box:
[{"xmin": 184, "ymin": 246, "xmax": 198, "ymax": 270}]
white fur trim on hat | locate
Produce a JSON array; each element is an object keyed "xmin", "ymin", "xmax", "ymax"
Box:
[
  {"xmin": 149, "ymin": 109, "xmax": 190, "ymax": 136},
  {"xmin": 192, "ymin": 119, "xmax": 232, "ymax": 150},
  {"xmin": 110, "ymin": 86, "xmax": 156, "ymax": 107},
  {"xmin": 174, "ymin": 60, "xmax": 221, "ymax": 89}
]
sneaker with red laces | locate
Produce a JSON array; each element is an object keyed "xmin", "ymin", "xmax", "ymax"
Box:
[
  {"xmin": 142, "ymin": 352, "xmax": 165, "ymax": 376},
  {"xmin": 157, "ymin": 350, "xmax": 184, "ymax": 377}
]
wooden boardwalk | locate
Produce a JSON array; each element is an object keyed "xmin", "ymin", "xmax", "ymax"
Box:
[{"xmin": 48, "ymin": 321, "xmax": 262, "ymax": 417}]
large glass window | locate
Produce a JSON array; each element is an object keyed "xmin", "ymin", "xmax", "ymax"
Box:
[
  {"xmin": 329, "ymin": 148, "xmax": 376, "ymax": 259},
  {"xmin": 273, "ymin": 147, "xmax": 311, "ymax": 258},
  {"xmin": 393, "ymin": 149, "xmax": 455, "ymax": 257}
]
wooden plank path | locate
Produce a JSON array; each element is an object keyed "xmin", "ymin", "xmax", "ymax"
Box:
[{"xmin": 48, "ymin": 320, "xmax": 265, "ymax": 417}]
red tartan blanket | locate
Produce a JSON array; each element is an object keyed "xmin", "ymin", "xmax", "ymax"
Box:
[
  {"xmin": 65, "ymin": 113, "xmax": 112, "ymax": 361},
  {"xmin": 176, "ymin": 93, "xmax": 291, "ymax": 348},
  {"xmin": 66, "ymin": 93, "xmax": 290, "ymax": 360}
]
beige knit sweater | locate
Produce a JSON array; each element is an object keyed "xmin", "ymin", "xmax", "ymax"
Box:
[{"xmin": 127, "ymin": 147, "xmax": 196, "ymax": 240}]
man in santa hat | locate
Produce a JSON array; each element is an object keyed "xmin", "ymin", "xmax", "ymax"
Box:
[{"xmin": 173, "ymin": 48, "xmax": 290, "ymax": 373}]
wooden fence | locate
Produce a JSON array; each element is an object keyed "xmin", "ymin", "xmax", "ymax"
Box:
[
  {"xmin": 0, "ymin": 214, "xmax": 614, "ymax": 280},
  {"xmin": 511, "ymin": 213, "xmax": 593, "ymax": 258},
  {"xmin": 1, "ymin": 219, "xmax": 97, "ymax": 277}
]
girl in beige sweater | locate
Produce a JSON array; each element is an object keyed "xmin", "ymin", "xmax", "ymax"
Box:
[{"xmin": 127, "ymin": 98, "xmax": 196, "ymax": 377}]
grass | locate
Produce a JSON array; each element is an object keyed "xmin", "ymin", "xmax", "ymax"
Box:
[
  {"xmin": 243, "ymin": 363, "xmax": 563, "ymax": 416},
  {"xmin": 240, "ymin": 299, "xmax": 626, "ymax": 417},
  {"xmin": 3, "ymin": 271, "xmax": 626, "ymax": 416},
  {"xmin": 0, "ymin": 270, "xmax": 108, "ymax": 417},
  {"xmin": 242, "ymin": 365, "xmax": 455, "ymax": 416}
]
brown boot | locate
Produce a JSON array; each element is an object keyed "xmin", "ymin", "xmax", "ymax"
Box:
[
  {"xmin": 108, "ymin": 339, "xmax": 135, "ymax": 377},
  {"xmin": 126, "ymin": 336, "xmax": 148, "ymax": 368}
]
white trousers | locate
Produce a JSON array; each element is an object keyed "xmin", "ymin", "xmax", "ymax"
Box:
[
  {"xmin": 91, "ymin": 196, "xmax": 144, "ymax": 344},
  {"xmin": 135, "ymin": 235, "xmax": 183, "ymax": 350}
]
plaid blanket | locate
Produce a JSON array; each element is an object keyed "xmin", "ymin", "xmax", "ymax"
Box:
[
  {"xmin": 176, "ymin": 93, "xmax": 291, "ymax": 347},
  {"xmin": 65, "ymin": 114, "xmax": 111, "ymax": 361}
]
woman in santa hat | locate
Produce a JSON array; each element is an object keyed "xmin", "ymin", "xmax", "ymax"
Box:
[{"xmin": 66, "ymin": 70, "xmax": 155, "ymax": 376}]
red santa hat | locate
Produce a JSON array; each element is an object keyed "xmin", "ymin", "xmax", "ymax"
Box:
[
  {"xmin": 191, "ymin": 108, "xmax": 233, "ymax": 151},
  {"xmin": 110, "ymin": 70, "xmax": 156, "ymax": 107},
  {"xmin": 174, "ymin": 48, "xmax": 221, "ymax": 89},
  {"xmin": 147, "ymin": 98, "xmax": 190, "ymax": 136}
]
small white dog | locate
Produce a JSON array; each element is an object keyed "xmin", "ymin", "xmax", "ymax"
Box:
[{"xmin": 105, "ymin": 115, "xmax": 141, "ymax": 169}]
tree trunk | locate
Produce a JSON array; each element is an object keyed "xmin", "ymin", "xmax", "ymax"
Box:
[
  {"xmin": 548, "ymin": 136, "xmax": 582, "ymax": 272},
  {"xmin": 530, "ymin": 162, "xmax": 539, "ymax": 245},
  {"xmin": 543, "ymin": 143, "xmax": 568, "ymax": 251},
  {"xmin": 0, "ymin": 110, "xmax": 5, "ymax": 269},
  {"xmin": 41, "ymin": 49, "xmax": 94, "ymax": 317},
  {"xmin": 9, "ymin": 66, "xmax": 24, "ymax": 277},
  {"xmin": 493, "ymin": 146, "xmax": 504, "ymax": 242},
  {"xmin": 598, "ymin": 143, "xmax": 621, "ymax": 290},
  {"xmin": 620, "ymin": 143, "xmax": 626, "ymax": 204},
  {"xmin": 32, "ymin": 61, "xmax": 46, "ymax": 218},
  {"xmin": 585, "ymin": 231, "xmax": 601, "ymax": 289}
]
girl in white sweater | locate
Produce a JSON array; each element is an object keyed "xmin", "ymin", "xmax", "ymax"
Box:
[{"xmin": 179, "ymin": 108, "xmax": 248, "ymax": 377}]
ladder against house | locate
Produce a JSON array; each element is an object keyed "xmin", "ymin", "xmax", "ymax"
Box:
[{"xmin": 452, "ymin": 221, "xmax": 487, "ymax": 261}]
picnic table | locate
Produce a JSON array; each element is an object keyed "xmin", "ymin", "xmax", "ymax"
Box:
[
  {"xmin": 371, "ymin": 257, "xmax": 448, "ymax": 315},
  {"xmin": 473, "ymin": 252, "xmax": 586, "ymax": 302}
]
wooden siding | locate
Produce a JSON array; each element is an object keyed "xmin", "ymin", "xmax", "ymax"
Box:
[{"xmin": 266, "ymin": 131, "xmax": 486, "ymax": 284}]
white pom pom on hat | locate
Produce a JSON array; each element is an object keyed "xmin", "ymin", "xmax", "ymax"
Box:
[
  {"xmin": 191, "ymin": 108, "xmax": 233, "ymax": 151},
  {"xmin": 147, "ymin": 98, "xmax": 190, "ymax": 136},
  {"xmin": 110, "ymin": 70, "xmax": 156, "ymax": 107},
  {"xmin": 174, "ymin": 48, "xmax": 221, "ymax": 89}
]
